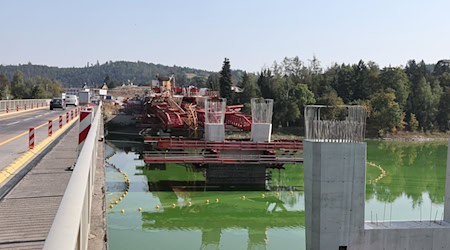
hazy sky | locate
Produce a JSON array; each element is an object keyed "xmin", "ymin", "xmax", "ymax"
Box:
[{"xmin": 2, "ymin": 0, "xmax": 449, "ymax": 72}]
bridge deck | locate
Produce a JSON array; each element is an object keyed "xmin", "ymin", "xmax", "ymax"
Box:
[{"xmin": 0, "ymin": 124, "xmax": 78, "ymax": 249}]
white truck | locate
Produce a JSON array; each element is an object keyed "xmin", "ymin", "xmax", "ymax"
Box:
[{"xmin": 79, "ymin": 91, "xmax": 90, "ymax": 105}]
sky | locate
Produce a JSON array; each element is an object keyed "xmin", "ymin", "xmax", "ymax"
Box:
[{"xmin": 1, "ymin": 0, "xmax": 450, "ymax": 72}]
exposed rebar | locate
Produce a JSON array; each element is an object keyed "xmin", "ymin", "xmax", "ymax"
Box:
[{"xmin": 304, "ymin": 105, "xmax": 368, "ymax": 143}]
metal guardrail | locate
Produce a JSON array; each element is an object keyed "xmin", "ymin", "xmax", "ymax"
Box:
[
  {"xmin": 0, "ymin": 99, "xmax": 50, "ymax": 113},
  {"xmin": 43, "ymin": 103, "xmax": 102, "ymax": 250}
]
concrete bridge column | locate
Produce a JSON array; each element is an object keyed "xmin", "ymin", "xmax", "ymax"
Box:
[
  {"xmin": 444, "ymin": 139, "xmax": 450, "ymax": 221},
  {"xmin": 204, "ymin": 98, "xmax": 226, "ymax": 142},
  {"xmin": 304, "ymin": 141, "xmax": 366, "ymax": 250}
]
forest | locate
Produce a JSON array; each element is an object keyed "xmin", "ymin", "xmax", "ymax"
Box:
[
  {"xmin": 0, "ymin": 57, "xmax": 449, "ymax": 136},
  {"xmin": 213, "ymin": 57, "xmax": 450, "ymax": 135}
]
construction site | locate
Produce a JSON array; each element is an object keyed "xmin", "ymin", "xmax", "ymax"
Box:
[{"xmin": 106, "ymin": 75, "xmax": 303, "ymax": 188}]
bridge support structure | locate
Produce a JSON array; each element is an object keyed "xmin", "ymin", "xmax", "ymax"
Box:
[{"xmin": 304, "ymin": 105, "xmax": 450, "ymax": 250}]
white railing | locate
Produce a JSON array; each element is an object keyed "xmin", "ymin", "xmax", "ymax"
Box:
[
  {"xmin": 0, "ymin": 99, "xmax": 50, "ymax": 113},
  {"xmin": 43, "ymin": 104, "xmax": 102, "ymax": 250}
]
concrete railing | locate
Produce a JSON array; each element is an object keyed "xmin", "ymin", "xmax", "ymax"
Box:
[
  {"xmin": 43, "ymin": 104, "xmax": 102, "ymax": 250},
  {"xmin": 0, "ymin": 99, "xmax": 50, "ymax": 113}
]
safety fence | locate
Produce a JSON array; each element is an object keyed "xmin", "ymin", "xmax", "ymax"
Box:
[{"xmin": 0, "ymin": 99, "xmax": 50, "ymax": 113}]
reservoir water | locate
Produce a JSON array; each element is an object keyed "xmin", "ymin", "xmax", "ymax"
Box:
[{"xmin": 106, "ymin": 140, "xmax": 448, "ymax": 250}]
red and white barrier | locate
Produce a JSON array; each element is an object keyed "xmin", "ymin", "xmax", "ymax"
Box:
[
  {"xmin": 71, "ymin": 110, "xmax": 73, "ymax": 120},
  {"xmin": 48, "ymin": 120, "xmax": 53, "ymax": 136},
  {"xmin": 66, "ymin": 112, "xmax": 69, "ymax": 124},
  {"xmin": 59, "ymin": 115, "xmax": 63, "ymax": 128},
  {"xmin": 29, "ymin": 128, "xmax": 35, "ymax": 150},
  {"xmin": 78, "ymin": 110, "xmax": 93, "ymax": 150}
]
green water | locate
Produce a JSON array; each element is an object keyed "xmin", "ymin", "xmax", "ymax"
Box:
[{"xmin": 106, "ymin": 140, "xmax": 448, "ymax": 250}]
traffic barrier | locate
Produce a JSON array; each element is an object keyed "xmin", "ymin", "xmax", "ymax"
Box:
[
  {"xmin": 16, "ymin": 105, "xmax": 19, "ymax": 112},
  {"xmin": 71, "ymin": 110, "xmax": 73, "ymax": 120},
  {"xmin": 29, "ymin": 128, "xmax": 35, "ymax": 150},
  {"xmin": 59, "ymin": 115, "xmax": 63, "ymax": 128},
  {"xmin": 48, "ymin": 120, "xmax": 53, "ymax": 136},
  {"xmin": 66, "ymin": 112, "xmax": 69, "ymax": 124},
  {"xmin": 78, "ymin": 110, "xmax": 93, "ymax": 150},
  {"xmin": 6, "ymin": 105, "xmax": 8, "ymax": 113}
]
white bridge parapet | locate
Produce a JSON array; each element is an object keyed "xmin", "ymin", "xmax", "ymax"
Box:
[{"xmin": 43, "ymin": 103, "xmax": 102, "ymax": 250}]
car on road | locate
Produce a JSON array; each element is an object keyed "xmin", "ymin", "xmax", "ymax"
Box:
[
  {"xmin": 50, "ymin": 97, "xmax": 66, "ymax": 110},
  {"xmin": 65, "ymin": 94, "xmax": 79, "ymax": 106}
]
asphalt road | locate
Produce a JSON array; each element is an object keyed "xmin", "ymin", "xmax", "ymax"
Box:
[{"xmin": 0, "ymin": 106, "xmax": 78, "ymax": 171}]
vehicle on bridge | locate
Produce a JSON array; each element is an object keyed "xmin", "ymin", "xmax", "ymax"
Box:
[
  {"xmin": 65, "ymin": 94, "xmax": 79, "ymax": 106},
  {"xmin": 50, "ymin": 97, "xmax": 66, "ymax": 110}
]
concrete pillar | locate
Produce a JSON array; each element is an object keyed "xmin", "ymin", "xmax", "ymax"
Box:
[
  {"xmin": 204, "ymin": 123, "xmax": 225, "ymax": 142},
  {"xmin": 444, "ymin": 139, "xmax": 450, "ymax": 221},
  {"xmin": 304, "ymin": 141, "xmax": 366, "ymax": 250},
  {"xmin": 204, "ymin": 98, "xmax": 226, "ymax": 142},
  {"xmin": 250, "ymin": 123, "xmax": 272, "ymax": 142},
  {"xmin": 250, "ymin": 98, "xmax": 273, "ymax": 143}
]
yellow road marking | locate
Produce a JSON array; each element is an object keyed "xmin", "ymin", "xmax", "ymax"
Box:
[{"xmin": 0, "ymin": 115, "xmax": 78, "ymax": 185}]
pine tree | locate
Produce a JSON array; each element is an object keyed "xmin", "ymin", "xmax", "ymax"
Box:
[{"xmin": 219, "ymin": 58, "xmax": 233, "ymax": 102}]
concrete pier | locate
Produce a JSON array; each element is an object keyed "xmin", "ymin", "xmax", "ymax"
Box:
[
  {"xmin": 444, "ymin": 138, "xmax": 450, "ymax": 221},
  {"xmin": 303, "ymin": 106, "xmax": 450, "ymax": 249},
  {"xmin": 304, "ymin": 141, "xmax": 366, "ymax": 250}
]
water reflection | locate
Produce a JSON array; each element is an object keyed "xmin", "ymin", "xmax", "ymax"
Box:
[
  {"xmin": 106, "ymin": 140, "xmax": 305, "ymax": 250},
  {"xmin": 106, "ymin": 139, "xmax": 448, "ymax": 249},
  {"xmin": 366, "ymin": 141, "xmax": 447, "ymax": 205}
]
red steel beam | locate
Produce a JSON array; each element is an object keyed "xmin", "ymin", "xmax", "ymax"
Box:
[
  {"xmin": 143, "ymin": 155, "xmax": 303, "ymax": 164},
  {"xmin": 144, "ymin": 137, "xmax": 303, "ymax": 151}
]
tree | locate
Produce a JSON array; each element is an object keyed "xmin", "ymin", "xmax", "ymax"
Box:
[
  {"xmin": 331, "ymin": 64, "xmax": 354, "ymax": 103},
  {"xmin": 0, "ymin": 74, "xmax": 11, "ymax": 100},
  {"xmin": 412, "ymin": 77, "xmax": 441, "ymax": 130},
  {"xmin": 407, "ymin": 113, "xmax": 419, "ymax": 132},
  {"xmin": 369, "ymin": 92, "xmax": 403, "ymax": 135},
  {"xmin": 47, "ymin": 80, "xmax": 64, "ymax": 98},
  {"xmin": 351, "ymin": 60, "xmax": 372, "ymax": 101},
  {"xmin": 206, "ymin": 73, "xmax": 220, "ymax": 91},
  {"xmin": 219, "ymin": 58, "xmax": 233, "ymax": 102},
  {"xmin": 436, "ymin": 88, "xmax": 450, "ymax": 131},
  {"xmin": 256, "ymin": 69, "xmax": 274, "ymax": 99},
  {"xmin": 239, "ymin": 72, "xmax": 258, "ymax": 104},
  {"xmin": 11, "ymin": 71, "xmax": 26, "ymax": 99},
  {"xmin": 379, "ymin": 67, "xmax": 410, "ymax": 109}
]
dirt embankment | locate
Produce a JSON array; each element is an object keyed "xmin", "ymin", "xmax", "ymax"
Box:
[
  {"xmin": 108, "ymin": 86, "xmax": 151, "ymax": 98},
  {"xmin": 382, "ymin": 131, "xmax": 450, "ymax": 142}
]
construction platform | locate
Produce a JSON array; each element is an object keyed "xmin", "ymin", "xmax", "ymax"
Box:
[{"xmin": 143, "ymin": 137, "xmax": 304, "ymax": 164}]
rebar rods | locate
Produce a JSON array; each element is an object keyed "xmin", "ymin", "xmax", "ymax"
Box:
[{"xmin": 305, "ymin": 105, "xmax": 368, "ymax": 143}]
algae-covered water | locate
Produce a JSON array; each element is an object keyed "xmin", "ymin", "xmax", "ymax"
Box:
[{"xmin": 106, "ymin": 140, "xmax": 448, "ymax": 250}]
